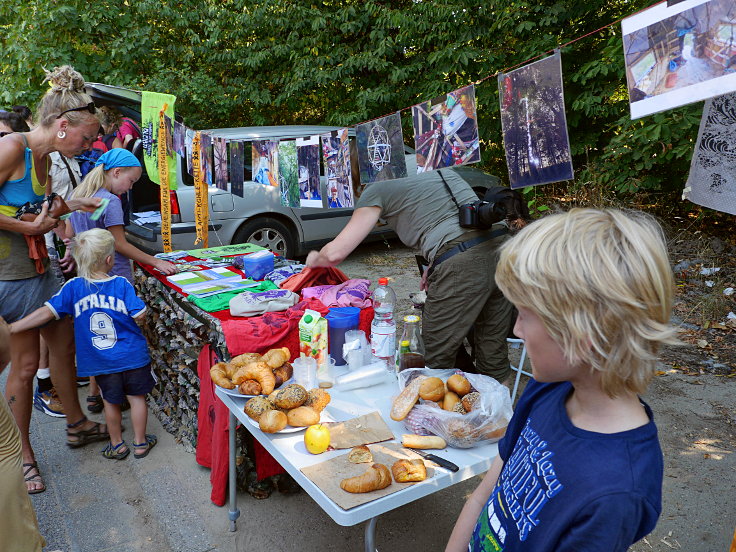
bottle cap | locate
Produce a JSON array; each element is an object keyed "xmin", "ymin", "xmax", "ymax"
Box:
[
  {"xmin": 403, "ymin": 315, "xmax": 420, "ymax": 323},
  {"xmin": 378, "ymin": 277, "xmax": 388, "ymax": 286},
  {"xmin": 400, "ymin": 340, "xmax": 410, "ymax": 347},
  {"xmin": 303, "ymin": 314, "xmax": 313, "ymax": 323}
]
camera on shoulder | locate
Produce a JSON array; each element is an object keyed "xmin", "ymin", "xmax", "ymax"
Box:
[{"xmin": 458, "ymin": 186, "xmax": 517, "ymax": 229}]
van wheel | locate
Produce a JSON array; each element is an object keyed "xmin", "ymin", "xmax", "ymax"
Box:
[{"xmin": 232, "ymin": 217, "xmax": 296, "ymax": 259}]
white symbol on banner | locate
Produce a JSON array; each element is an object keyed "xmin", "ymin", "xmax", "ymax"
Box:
[{"xmin": 367, "ymin": 125, "xmax": 391, "ymax": 171}]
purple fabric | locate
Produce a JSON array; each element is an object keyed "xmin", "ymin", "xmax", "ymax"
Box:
[
  {"xmin": 301, "ymin": 279, "xmax": 372, "ymax": 308},
  {"xmin": 70, "ymin": 188, "xmax": 132, "ymax": 282}
]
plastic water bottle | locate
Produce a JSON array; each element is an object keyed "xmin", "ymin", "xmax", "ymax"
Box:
[{"xmin": 370, "ymin": 277, "xmax": 397, "ymax": 373}]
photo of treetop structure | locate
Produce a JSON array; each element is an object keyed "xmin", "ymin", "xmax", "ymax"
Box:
[{"xmin": 623, "ymin": 0, "xmax": 736, "ymax": 118}]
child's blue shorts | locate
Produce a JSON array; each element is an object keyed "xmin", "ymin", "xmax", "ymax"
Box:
[{"xmin": 96, "ymin": 364, "xmax": 155, "ymax": 405}]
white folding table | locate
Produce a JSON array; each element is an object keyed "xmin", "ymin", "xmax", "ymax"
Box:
[{"xmin": 215, "ymin": 373, "xmax": 498, "ymax": 552}]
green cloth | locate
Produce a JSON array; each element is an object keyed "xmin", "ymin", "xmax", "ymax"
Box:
[
  {"xmin": 186, "ymin": 243, "xmax": 266, "ymax": 258},
  {"xmin": 186, "ymin": 280, "xmax": 279, "ymax": 312},
  {"xmin": 140, "ymin": 91, "xmax": 177, "ymax": 190}
]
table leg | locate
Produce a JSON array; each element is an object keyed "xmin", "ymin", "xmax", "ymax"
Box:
[
  {"xmin": 365, "ymin": 516, "xmax": 378, "ymax": 552},
  {"xmin": 228, "ymin": 411, "xmax": 241, "ymax": 532}
]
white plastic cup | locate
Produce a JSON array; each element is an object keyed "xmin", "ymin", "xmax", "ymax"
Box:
[
  {"xmin": 293, "ymin": 356, "xmax": 317, "ymax": 389},
  {"xmin": 318, "ymin": 356, "xmax": 337, "ymax": 388}
]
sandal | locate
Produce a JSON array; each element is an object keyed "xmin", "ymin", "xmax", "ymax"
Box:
[
  {"xmin": 86, "ymin": 394, "xmax": 104, "ymax": 414},
  {"xmin": 132, "ymin": 434, "xmax": 157, "ymax": 459},
  {"xmin": 102, "ymin": 441, "xmax": 130, "ymax": 460},
  {"xmin": 23, "ymin": 462, "xmax": 46, "ymax": 494},
  {"xmin": 66, "ymin": 416, "xmax": 109, "ymax": 448}
]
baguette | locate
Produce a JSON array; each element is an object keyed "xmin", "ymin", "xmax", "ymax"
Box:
[
  {"xmin": 390, "ymin": 375, "xmax": 427, "ymax": 421},
  {"xmin": 402, "ymin": 434, "xmax": 447, "ymax": 450},
  {"xmin": 340, "ymin": 463, "xmax": 392, "ymax": 493}
]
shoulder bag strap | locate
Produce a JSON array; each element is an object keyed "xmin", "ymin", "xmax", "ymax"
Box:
[{"xmin": 58, "ymin": 155, "xmax": 79, "ymax": 189}]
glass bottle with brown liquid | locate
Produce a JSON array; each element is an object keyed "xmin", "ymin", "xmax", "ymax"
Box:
[{"xmin": 398, "ymin": 314, "xmax": 425, "ymax": 372}]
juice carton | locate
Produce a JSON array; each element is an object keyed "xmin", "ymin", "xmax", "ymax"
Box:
[{"xmin": 299, "ymin": 309, "xmax": 329, "ymax": 377}]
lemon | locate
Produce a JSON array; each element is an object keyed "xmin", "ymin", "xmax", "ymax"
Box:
[{"xmin": 304, "ymin": 424, "xmax": 330, "ymax": 454}]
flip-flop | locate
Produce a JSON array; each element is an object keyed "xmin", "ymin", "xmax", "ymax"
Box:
[
  {"xmin": 132, "ymin": 434, "xmax": 157, "ymax": 459},
  {"xmin": 66, "ymin": 417, "xmax": 109, "ymax": 448},
  {"xmin": 23, "ymin": 462, "xmax": 46, "ymax": 494}
]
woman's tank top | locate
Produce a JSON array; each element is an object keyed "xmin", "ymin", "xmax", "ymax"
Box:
[{"xmin": 0, "ymin": 135, "xmax": 46, "ymax": 217}]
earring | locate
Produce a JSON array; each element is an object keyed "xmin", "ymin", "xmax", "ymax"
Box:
[{"xmin": 57, "ymin": 130, "xmax": 66, "ymax": 139}]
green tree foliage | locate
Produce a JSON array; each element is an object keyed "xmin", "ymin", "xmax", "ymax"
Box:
[{"xmin": 0, "ymin": 0, "xmax": 700, "ymax": 194}]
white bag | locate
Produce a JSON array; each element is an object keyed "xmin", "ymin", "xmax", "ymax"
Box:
[{"xmin": 398, "ymin": 368, "xmax": 513, "ymax": 448}]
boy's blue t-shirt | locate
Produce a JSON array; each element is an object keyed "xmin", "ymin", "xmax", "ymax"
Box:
[
  {"xmin": 45, "ymin": 276, "xmax": 150, "ymax": 377},
  {"xmin": 470, "ymin": 379, "xmax": 663, "ymax": 552}
]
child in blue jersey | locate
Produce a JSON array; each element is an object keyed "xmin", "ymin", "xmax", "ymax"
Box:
[
  {"xmin": 10, "ymin": 228, "xmax": 158, "ymax": 460},
  {"xmin": 446, "ymin": 209, "xmax": 677, "ymax": 552}
]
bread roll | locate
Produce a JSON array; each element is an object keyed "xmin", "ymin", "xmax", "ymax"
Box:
[
  {"xmin": 447, "ymin": 374, "xmax": 471, "ymax": 397},
  {"xmin": 347, "ymin": 445, "xmax": 373, "ymax": 464},
  {"xmin": 239, "ymin": 379, "xmax": 263, "ymax": 395},
  {"xmin": 340, "ymin": 463, "xmax": 392, "ymax": 493},
  {"xmin": 262, "ymin": 347, "xmax": 291, "ymax": 368},
  {"xmin": 442, "ymin": 391, "xmax": 461, "ymax": 411},
  {"xmin": 210, "ymin": 362, "xmax": 234, "ymax": 389},
  {"xmin": 462, "ymin": 391, "xmax": 481, "ymax": 412},
  {"xmin": 286, "ymin": 406, "xmax": 320, "ymax": 427},
  {"xmin": 401, "ymin": 434, "xmax": 447, "ymax": 450},
  {"xmin": 259, "ymin": 410, "xmax": 287, "ymax": 433},
  {"xmin": 447, "ymin": 418, "xmax": 474, "ymax": 439},
  {"xmin": 304, "ymin": 388, "xmax": 331, "ymax": 413},
  {"xmin": 391, "ymin": 459, "xmax": 427, "ymax": 483},
  {"xmin": 274, "ymin": 384, "xmax": 308, "ymax": 409},
  {"xmin": 478, "ymin": 418, "xmax": 509, "ymax": 441},
  {"xmin": 452, "ymin": 401, "xmax": 467, "ymax": 414},
  {"xmin": 244, "ymin": 396, "xmax": 273, "ymax": 421},
  {"xmin": 272, "ymin": 362, "xmax": 293, "ymax": 387},
  {"xmin": 419, "ymin": 377, "xmax": 445, "ymax": 402},
  {"xmin": 390, "ymin": 375, "xmax": 427, "ymax": 421},
  {"xmin": 232, "ymin": 361, "xmax": 277, "ymax": 394}
]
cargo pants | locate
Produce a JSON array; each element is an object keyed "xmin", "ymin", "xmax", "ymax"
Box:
[{"xmin": 422, "ymin": 230, "xmax": 513, "ymax": 382}]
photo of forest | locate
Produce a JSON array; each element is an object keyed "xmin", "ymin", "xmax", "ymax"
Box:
[
  {"xmin": 229, "ymin": 141, "xmax": 245, "ymax": 198},
  {"xmin": 356, "ymin": 112, "xmax": 407, "ymax": 183},
  {"xmin": 173, "ymin": 120, "xmax": 185, "ymax": 157},
  {"xmin": 499, "ymin": 52, "xmax": 574, "ymax": 188},
  {"xmin": 214, "ymin": 137, "xmax": 228, "ymax": 191},
  {"xmin": 252, "ymin": 140, "xmax": 279, "ymax": 187},
  {"xmin": 321, "ymin": 128, "xmax": 354, "ymax": 208},
  {"xmin": 278, "ymin": 140, "xmax": 300, "ymax": 208},
  {"xmin": 200, "ymin": 133, "xmax": 213, "ymax": 186},
  {"xmin": 411, "ymin": 84, "xmax": 480, "ymax": 173},
  {"xmin": 185, "ymin": 128, "xmax": 195, "ymax": 175},
  {"xmin": 296, "ymin": 135, "xmax": 322, "ymax": 208}
]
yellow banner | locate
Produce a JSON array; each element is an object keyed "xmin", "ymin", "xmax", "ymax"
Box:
[
  {"xmin": 192, "ymin": 131, "xmax": 209, "ymax": 247},
  {"xmin": 158, "ymin": 106, "xmax": 172, "ymax": 253}
]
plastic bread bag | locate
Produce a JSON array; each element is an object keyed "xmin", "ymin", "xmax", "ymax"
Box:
[{"xmin": 397, "ymin": 368, "xmax": 513, "ymax": 448}]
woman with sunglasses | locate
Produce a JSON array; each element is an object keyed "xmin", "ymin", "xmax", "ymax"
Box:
[{"xmin": 0, "ymin": 65, "xmax": 107, "ymax": 495}]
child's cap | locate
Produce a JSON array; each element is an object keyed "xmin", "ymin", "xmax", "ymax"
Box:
[{"xmin": 95, "ymin": 148, "xmax": 141, "ymax": 170}]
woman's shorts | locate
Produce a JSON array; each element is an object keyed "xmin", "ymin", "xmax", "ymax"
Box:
[
  {"xmin": 0, "ymin": 271, "xmax": 61, "ymax": 323},
  {"xmin": 96, "ymin": 365, "xmax": 155, "ymax": 405}
]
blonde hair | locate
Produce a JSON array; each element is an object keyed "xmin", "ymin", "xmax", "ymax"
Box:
[
  {"xmin": 36, "ymin": 65, "xmax": 100, "ymax": 128},
  {"xmin": 70, "ymin": 165, "xmax": 106, "ymax": 200},
  {"xmin": 72, "ymin": 228, "xmax": 115, "ymax": 278},
  {"xmin": 495, "ymin": 208, "xmax": 677, "ymax": 397}
]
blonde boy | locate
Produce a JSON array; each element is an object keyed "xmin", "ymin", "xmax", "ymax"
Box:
[{"xmin": 447, "ymin": 208, "xmax": 677, "ymax": 552}]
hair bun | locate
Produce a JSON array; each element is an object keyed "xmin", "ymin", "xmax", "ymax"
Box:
[{"xmin": 43, "ymin": 65, "xmax": 86, "ymax": 94}]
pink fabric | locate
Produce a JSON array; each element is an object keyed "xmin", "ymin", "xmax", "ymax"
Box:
[{"xmin": 300, "ymin": 279, "xmax": 372, "ymax": 308}]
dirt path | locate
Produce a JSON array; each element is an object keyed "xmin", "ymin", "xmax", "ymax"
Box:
[{"xmin": 342, "ymin": 238, "xmax": 736, "ymax": 552}]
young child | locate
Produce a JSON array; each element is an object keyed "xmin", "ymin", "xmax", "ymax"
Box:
[
  {"xmin": 446, "ymin": 208, "xmax": 677, "ymax": 552},
  {"xmin": 68, "ymin": 147, "xmax": 175, "ymax": 413},
  {"xmin": 10, "ymin": 228, "xmax": 158, "ymax": 460}
]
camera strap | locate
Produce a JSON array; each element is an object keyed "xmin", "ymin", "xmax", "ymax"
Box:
[{"xmin": 438, "ymin": 171, "xmax": 462, "ymax": 210}]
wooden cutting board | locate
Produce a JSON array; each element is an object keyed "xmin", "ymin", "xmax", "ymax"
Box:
[
  {"xmin": 324, "ymin": 411, "xmax": 395, "ymax": 449},
  {"xmin": 300, "ymin": 442, "xmax": 434, "ymax": 510}
]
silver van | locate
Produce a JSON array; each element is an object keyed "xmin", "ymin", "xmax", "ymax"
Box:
[{"xmin": 86, "ymin": 83, "xmax": 499, "ymax": 258}]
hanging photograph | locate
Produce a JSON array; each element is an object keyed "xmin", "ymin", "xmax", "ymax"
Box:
[
  {"xmin": 230, "ymin": 141, "xmax": 245, "ymax": 198},
  {"xmin": 683, "ymin": 92, "xmax": 736, "ymax": 214},
  {"xmin": 201, "ymin": 133, "xmax": 213, "ymax": 186},
  {"xmin": 321, "ymin": 128, "xmax": 354, "ymax": 208},
  {"xmin": 173, "ymin": 120, "xmax": 186, "ymax": 157},
  {"xmin": 163, "ymin": 115, "xmax": 174, "ymax": 158},
  {"xmin": 498, "ymin": 51, "xmax": 574, "ymax": 189},
  {"xmin": 252, "ymin": 140, "xmax": 279, "ymax": 187},
  {"xmin": 356, "ymin": 112, "xmax": 407, "ymax": 183},
  {"xmin": 296, "ymin": 135, "xmax": 322, "ymax": 208},
  {"xmin": 412, "ymin": 84, "xmax": 480, "ymax": 173},
  {"xmin": 185, "ymin": 128, "xmax": 195, "ymax": 175},
  {"xmin": 214, "ymin": 137, "xmax": 229, "ymax": 191},
  {"xmin": 623, "ymin": 0, "xmax": 736, "ymax": 119},
  {"xmin": 278, "ymin": 140, "xmax": 300, "ymax": 208}
]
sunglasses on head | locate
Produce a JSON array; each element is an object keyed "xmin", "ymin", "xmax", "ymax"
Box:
[{"xmin": 55, "ymin": 102, "xmax": 96, "ymax": 119}]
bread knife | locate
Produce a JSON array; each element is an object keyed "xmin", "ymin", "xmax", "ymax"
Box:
[{"xmin": 408, "ymin": 448, "xmax": 459, "ymax": 472}]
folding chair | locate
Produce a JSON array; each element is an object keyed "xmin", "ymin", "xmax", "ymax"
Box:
[{"xmin": 507, "ymin": 338, "xmax": 532, "ymax": 402}]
